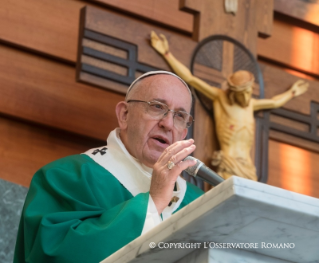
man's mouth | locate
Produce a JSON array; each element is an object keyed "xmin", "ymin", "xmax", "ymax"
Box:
[{"xmin": 152, "ymin": 136, "xmax": 169, "ymax": 145}]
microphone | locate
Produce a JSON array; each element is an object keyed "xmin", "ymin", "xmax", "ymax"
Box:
[{"xmin": 184, "ymin": 156, "xmax": 224, "ymax": 186}]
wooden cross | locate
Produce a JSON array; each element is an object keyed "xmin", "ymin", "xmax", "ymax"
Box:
[
  {"xmin": 181, "ymin": 0, "xmax": 274, "ymax": 54},
  {"xmin": 177, "ymin": 0, "xmax": 273, "ymax": 94}
]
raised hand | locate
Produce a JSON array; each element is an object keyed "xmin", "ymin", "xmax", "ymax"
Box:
[
  {"xmin": 150, "ymin": 139, "xmax": 196, "ymax": 214},
  {"xmin": 150, "ymin": 31, "xmax": 169, "ymax": 55},
  {"xmin": 290, "ymin": 79, "xmax": 309, "ymax": 97}
]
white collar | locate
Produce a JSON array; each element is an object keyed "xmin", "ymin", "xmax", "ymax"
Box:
[{"xmin": 83, "ymin": 128, "xmax": 186, "ymax": 215}]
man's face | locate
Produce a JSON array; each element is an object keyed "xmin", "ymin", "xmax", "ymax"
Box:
[
  {"xmin": 234, "ymin": 87, "xmax": 253, "ymax": 107},
  {"xmin": 118, "ymin": 75, "xmax": 191, "ymax": 168}
]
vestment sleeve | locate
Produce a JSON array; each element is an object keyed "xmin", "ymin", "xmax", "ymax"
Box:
[
  {"xmin": 141, "ymin": 194, "xmax": 162, "ymax": 235},
  {"xmin": 14, "ymin": 155, "xmax": 149, "ymax": 263},
  {"xmin": 141, "ymin": 180, "xmax": 204, "ymax": 234}
]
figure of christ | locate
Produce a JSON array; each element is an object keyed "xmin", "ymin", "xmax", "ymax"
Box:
[{"xmin": 150, "ymin": 31, "xmax": 309, "ymax": 181}]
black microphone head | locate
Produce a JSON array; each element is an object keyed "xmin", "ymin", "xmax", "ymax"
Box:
[
  {"xmin": 184, "ymin": 156, "xmax": 225, "ymax": 185},
  {"xmin": 184, "ymin": 156, "xmax": 203, "ymax": 176}
]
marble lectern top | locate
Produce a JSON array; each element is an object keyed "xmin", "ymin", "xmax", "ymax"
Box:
[{"xmin": 101, "ymin": 177, "xmax": 319, "ymax": 263}]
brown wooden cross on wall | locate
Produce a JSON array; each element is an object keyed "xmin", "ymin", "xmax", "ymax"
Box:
[
  {"xmin": 181, "ymin": 0, "xmax": 274, "ymax": 54},
  {"xmin": 177, "ymin": 0, "xmax": 273, "ymax": 93}
]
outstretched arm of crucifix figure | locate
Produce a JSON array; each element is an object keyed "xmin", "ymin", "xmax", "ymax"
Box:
[
  {"xmin": 253, "ymin": 80, "xmax": 309, "ymax": 111},
  {"xmin": 150, "ymin": 31, "xmax": 221, "ymax": 101}
]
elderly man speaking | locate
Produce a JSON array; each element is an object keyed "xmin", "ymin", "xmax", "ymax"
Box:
[{"xmin": 14, "ymin": 71, "xmax": 204, "ymax": 263}]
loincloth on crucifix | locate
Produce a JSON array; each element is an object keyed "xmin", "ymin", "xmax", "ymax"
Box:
[{"xmin": 211, "ymin": 150, "xmax": 257, "ymax": 181}]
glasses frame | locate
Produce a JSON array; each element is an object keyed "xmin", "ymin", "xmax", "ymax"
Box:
[{"xmin": 127, "ymin": 99, "xmax": 194, "ymax": 128}]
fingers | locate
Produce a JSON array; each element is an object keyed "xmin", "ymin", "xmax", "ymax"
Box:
[
  {"xmin": 158, "ymin": 150, "xmax": 196, "ymax": 184},
  {"xmin": 150, "ymin": 138, "xmax": 196, "ymax": 214},
  {"xmin": 295, "ymin": 80, "xmax": 309, "ymax": 88},
  {"xmin": 173, "ymin": 157, "xmax": 197, "ymax": 172},
  {"xmin": 163, "ymin": 155, "xmax": 196, "ymax": 184},
  {"xmin": 157, "ymin": 139, "xmax": 194, "ymax": 164},
  {"xmin": 159, "ymin": 33, "xmax": 167, "ymax": 42},
  {"xmin": 292, "ymin": 80, "xmax": 304, "ymax": 87},
  {"xmin": 169, "ymin": 144, "xmax": 196, "ymax": 165},
  {"xmin": 151, "ymin": 31, "xmax": 158, "ymax": 39},
  {"xmin": 150, "ymin": 31, "xmax": 159, "ymax": 45},
  {"xmin": 292, "ymin": 80, "xmax": 309, "ymax": 96},
  {"xmin": 158, "ymin": 139, "xmax": 194, "ymax": 162},
  {"xmin": 160, "ymin": 34, "xmax": 169, "ymax": 51}
]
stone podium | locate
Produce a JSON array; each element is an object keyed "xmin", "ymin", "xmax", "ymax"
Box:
[{"xmin": 101, "ymin": 177, "xmax": 319, "ymax": 263}]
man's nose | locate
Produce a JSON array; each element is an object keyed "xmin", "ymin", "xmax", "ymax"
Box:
[{"xmin": 158, "ymin": 111, "xmax": 174, "ymax": 130}]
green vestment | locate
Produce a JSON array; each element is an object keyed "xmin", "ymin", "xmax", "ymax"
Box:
[{"xmin": 14, "ymin": 154, "xmax": 203, "ymax": 263}]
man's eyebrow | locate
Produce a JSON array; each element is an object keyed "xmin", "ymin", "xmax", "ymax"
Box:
[{"xmin": 152, "ymin": 98, "xmax": 187, "ymax": 112}]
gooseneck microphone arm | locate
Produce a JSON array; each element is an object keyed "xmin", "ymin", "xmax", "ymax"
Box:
[{"xmin": 183, "ymin": 156, "xmax": 224, "ymax": 186}]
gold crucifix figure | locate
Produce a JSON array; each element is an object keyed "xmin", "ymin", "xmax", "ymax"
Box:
[{"xmin": 150, "ymin": 31, "xmax": 309, "ymax": 181}]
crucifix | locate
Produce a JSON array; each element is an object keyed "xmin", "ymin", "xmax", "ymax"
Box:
[
  {"xmin": 76, "ymin": 0, "xmax": 308, "ymax": 184},
  {"xmin": 149, "ymin": 0, "xmax": 308, "ymax": 181}
]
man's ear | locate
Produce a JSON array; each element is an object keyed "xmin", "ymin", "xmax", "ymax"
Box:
[{"xmin": 115, "ymin": 101, "xmax": 129, "ymax": 129}]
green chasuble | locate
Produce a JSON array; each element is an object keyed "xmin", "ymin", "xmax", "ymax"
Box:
[{"xmin": 14, "ymin": 154, "xmax": 204, "ymax": 263}]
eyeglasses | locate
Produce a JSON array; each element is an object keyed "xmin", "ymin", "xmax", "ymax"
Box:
[{"xmin": 127, "ymin": 100, "xmax": 194, "ymax": 129}]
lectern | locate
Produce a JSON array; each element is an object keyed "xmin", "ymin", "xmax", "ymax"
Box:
[{"xmin": 101, "ymin": 177, "xmax": 319, "ymax": 263}]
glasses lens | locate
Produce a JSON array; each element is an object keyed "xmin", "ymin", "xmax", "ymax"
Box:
[
  {"xmin": 146, "ymin": 101, "xmax": 193, "ymax": 129},
  {"xmin": 147, "ymin": 101, "xmax": 167, "ymax": 116},
  {"xmin": 174, "ymin": 112, "xmax": 193, "ymax": 128}
]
